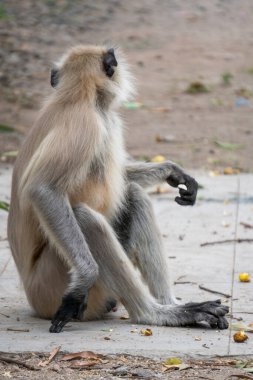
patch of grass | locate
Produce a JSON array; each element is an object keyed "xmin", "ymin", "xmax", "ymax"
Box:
[
  {"xmin": 0, "ymin": 4, "xmax": 9, "ymax": 21},
  {"xmin": 235, "ymin": 87, "xmax": 253, "ymax": 99},
  {"xmin": 0, "ymin": 200, "xmax": 9, "ymax": 212},
  {"xmin": 45, "ymin": 0, "xmax": 57, "ymax": 5},
  {"xmin": 222, "ymin": 72, "xmax": 233, "ymax": 86},
  {"xmin": 214, "ymin": 140, "xmax": 244, "ymax": 151},
  {"xmin": 0, "ymin": 124, "xmax": 15, "ymax": 133},
  {"xmin": 186, "ymin": 81, "xmax": 209, "ymax": 94}
]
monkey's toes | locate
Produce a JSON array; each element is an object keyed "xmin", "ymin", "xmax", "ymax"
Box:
[{"xmin": 217, "ymin": 316, "xmax": 229, "ymax": 330}]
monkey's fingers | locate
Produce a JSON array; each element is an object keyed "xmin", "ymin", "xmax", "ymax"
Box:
[
  {"xmin": 175, "ymin": 196, "xmax": 193, "ymax": 206},
  {"xmin": 50, "ymin": 310, "xmax": 72, "ymax": 333},
  {"xmin": 49, "ymin": 295, "xmax": 87, "ymax": 333},
  {"xmin": 50, "ymin": 319, "xmax": 68, "ymax": 333},
  {"xmin": 176, "ymin": 178, "xmax": 198, "ymax": 206},
  {"xmin": 176, "ymin": 188, "xmax": 196, "ymax": 206}
]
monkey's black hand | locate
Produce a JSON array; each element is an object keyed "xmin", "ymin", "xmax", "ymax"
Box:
[
  {"xmin": 167, "ymin": 172, "xmax": 198, "ymax": 206},
  {"xmin": 49, "ymin": 294, "xmax": 87, "ymax": 333}
]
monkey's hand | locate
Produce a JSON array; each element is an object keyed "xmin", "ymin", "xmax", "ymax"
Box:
[
  {"xmin": 167, "ymin": 172, "xmax": 198, "ymax": 206},
  {"xmin": 49, "ymin": 294, "xmax": 87, "ymax": 333}
]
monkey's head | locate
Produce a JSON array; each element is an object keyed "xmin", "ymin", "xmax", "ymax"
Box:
[{"xmin": 50, "ymin": 45, "xmax": 134, "ymax": 106}]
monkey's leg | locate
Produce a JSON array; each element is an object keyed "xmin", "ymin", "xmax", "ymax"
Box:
[
  {"xmin": 113, "ymin": 182, "xmax": 176, "ymax": 305},
  {"xmin": 26, "ymin": 246, "xmax": 109, "ymax": 321},
  {"xmin": 25, "ymin": 245, "xmax": 69, "ymax": 319},
  {"xmin": 74, "ymin": 205, "xmax": 229, "ymax": 330}
]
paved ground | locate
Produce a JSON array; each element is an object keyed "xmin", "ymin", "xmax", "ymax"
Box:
[{"xmin": 0, "ymin": 165, "xmax": 252, "ymax": 358}]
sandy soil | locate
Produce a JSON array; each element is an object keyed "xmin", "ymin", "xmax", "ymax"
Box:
[
  {"xmin": 1, "ymin": 352, "xmax": 253, "ymax": 380},
  {"xmin": 0, "ymin": 0, "xmax": 253, "ymax": 171}
]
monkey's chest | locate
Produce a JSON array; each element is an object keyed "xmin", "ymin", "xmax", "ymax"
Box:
[{"xmin": 70, "ymin": 170, "xmax": 125, "ymax": 219}]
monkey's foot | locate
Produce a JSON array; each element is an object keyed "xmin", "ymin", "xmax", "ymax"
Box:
[
  {"xmin": 49, "ymin": 294, "xmax": 87, "ymax": 333},
  {"xmin": 178, "ymin": 299, "xmax": 229, "ymax": 329}
]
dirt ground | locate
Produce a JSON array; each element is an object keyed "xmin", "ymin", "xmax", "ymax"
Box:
[
  {"xmin": 0, "ymin": 0, "xmax": 253, "ymax": 171},
  {"xmin": 1, "ymin": 352, "xmax": 253, "ymax": 380}
]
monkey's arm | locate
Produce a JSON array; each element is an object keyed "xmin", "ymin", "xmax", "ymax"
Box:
[
  {"xmin": 29, "ymin": 185, "xmax": 98, "ymax": 332},
  {"xmin": 125, "ymin": 161, "xmax": 198, "ymax": 206}
]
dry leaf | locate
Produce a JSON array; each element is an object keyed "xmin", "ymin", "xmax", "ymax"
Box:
[
  {"xmin": 140, "ymin": 328, "xmax": 153, "ymax": 336},
  {"xmin": 222, "ymin": 221, "xmax": 230, "ymax": 228},
  {"xmin": 120, "ymin": 315, "xmax": 130, "ymax": 320},
  {"xmin": 151, "ymin": 107, "xmax": 170, "ymax": 113},
  {"xmin": 2, "ymin": 372, "xmax": 12, "ymax": 378},
  {"xmin": 239, "ymin": 273, "xmax": 251, "ymax": 282},
  {"xmin": 39, "ymin": 346, "xmax": 61, "ymax": 367},
  {"xmin": 61, "ymin": 351, "xmax": 103, "ymax": 362},
  {"xmin": 209, "ymin": 170, "xmax": 220, "ymax": 177},
  {"xmin": 231, "ymin": 323, "xmax": 253, "ymax": 333},
  {"xmin": 223, "ymin": 167, "xmax": 240, "ymax": 175},
  {"xmin": 69, "ymin": 360, "xmax": 97, "ymax": 369},
  {"xmin": 233, "ymin": 331, "xmax": 249, "ymax": 343}
]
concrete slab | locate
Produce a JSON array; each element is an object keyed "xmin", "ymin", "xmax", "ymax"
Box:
[{"xmin": 0, "ymin": 166, "xmax": 252, "ymax": 357}]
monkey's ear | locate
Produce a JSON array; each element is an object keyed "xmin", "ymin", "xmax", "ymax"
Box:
[
  {"xmin": 103, "ymin": 48, "xmax": 118, "ymax": 78},
  {"xmin": 50, "ymin": 66, "xmax": 59, "ymax": 88}
]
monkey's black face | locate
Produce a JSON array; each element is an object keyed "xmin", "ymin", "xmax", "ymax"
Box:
[
  {"xmin": 103, "ymin": 48, "xmax": 118, "ymax": 78},
  {"xmin": 51, "ymin": 66, "xmax": 59, "ymax": 88}
]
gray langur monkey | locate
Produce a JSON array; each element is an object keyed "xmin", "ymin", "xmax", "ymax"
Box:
[{"xmin": 7, "ymin": 45, "xmax": 229, "ymax": 333}]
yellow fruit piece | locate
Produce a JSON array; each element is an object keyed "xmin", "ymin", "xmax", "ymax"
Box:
[
  {"xmin": 239, "ymin": 273, "xmax": 251, "ymax": 282},
  {"xmin": 140, "ymin": 328, "xmax": 153, "ymax": 336},
  {"xmin": 223, "ymin": 167, "xmax": 240, "ymax": 175},
  {"xmin": 151, "ymin": 155, "xmax": 166, "ymax": 163},
  {"xmin": 233, "ymin": 331, "xmax": 249, "ymax": 343},
  {"xmin": 164, "ymin": 357, "xmax": 182, "ymax": 365}
]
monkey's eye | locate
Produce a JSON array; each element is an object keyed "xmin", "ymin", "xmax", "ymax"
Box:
[{"xmin": 103, "ymin": 48, "xmax": 118, "ymax": 78}]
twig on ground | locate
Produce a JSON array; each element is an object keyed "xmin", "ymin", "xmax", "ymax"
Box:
[
  {"xmin": 200, "ymin": 238, "xmax": 253, "ymax": 247},
  {"xmin": 0, "ymin": 355, "xmax": 39, "ymax": 371},
  {"xmin": 226, "ymin": 375, "xmax": 253, "ymax": 380},
  {"xmin": 0, "ymin": 312, "xmax": 10, "ymax": 318},
  {"xmin": 240, "ymin": 222, "xmax": 253, "ymax": 229},
  {"xmin": 0, "ymin": 257, "xmax": 11, "ymax": 275},
  {"xmin": 174, "ymin": 281, "xmax": 196, "ymax": 285},
  {"xmin": 199, "ymin": 285, "xmax": 231, "ymax": 298},
  {"xmin": 7, "ymin": 328, "xmax": 29, "ymax": 332},
  {"xmin": 38, "ymin": 346, "xmax": 61, "ymax": 367}
]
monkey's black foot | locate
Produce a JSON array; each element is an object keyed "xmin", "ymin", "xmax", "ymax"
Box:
[
  {"xmin": 181, "ymin": 299, "xmax": 229, "ymax": 330},
  {"xmin": 49, "ymin": 294, "xmax": 87, "ymax": 333},
  {"xmin": 105, "ymin": 299, "xmax": 117, "ymax": 312}
]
